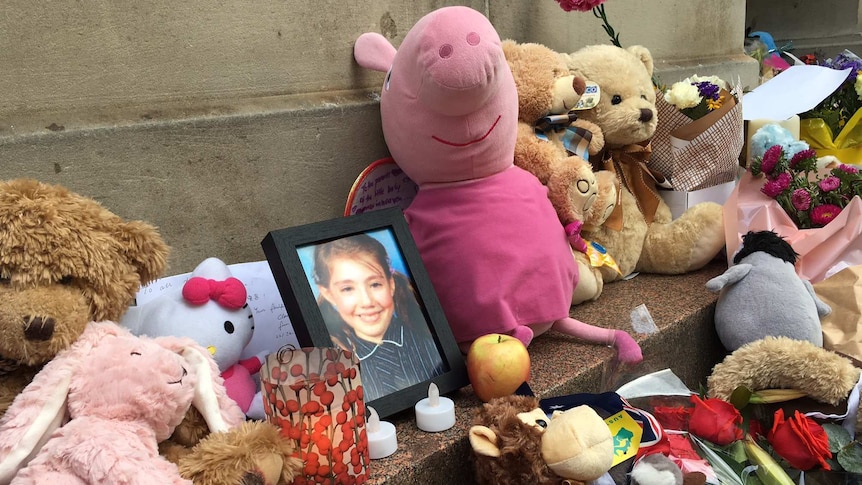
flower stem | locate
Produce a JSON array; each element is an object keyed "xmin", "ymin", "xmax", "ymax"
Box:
[{"xmin": 592, "ymin": 4, "xmax": 621, "ymax": 48}]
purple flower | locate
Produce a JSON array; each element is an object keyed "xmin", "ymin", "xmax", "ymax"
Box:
[
  {"xmin": 839, "ymin": 164, "xmax": 860, "ymax": 174},
  {"xmin": 760, "ymin": 145, "xmax": 783, "ymax": 175},
  {"xmin": 811, "ymin": 204, "xmax": 842, "ymax": 226},
  {"xmin": 762, "ymin": 173, "xmax": 791, "ymax": 198},
  {"xmin": 789, "ymin": 149, "xmax": 816, "ymax": 168},
  {"xmin": 823, "ymin": 53, "xmax": 862, "ymax": 81},
  {"xmin": 819, "ymin": 176, "xmax": 841, "ymax": 192},
  {"xmin": 693, "ymin": 81, "xmax": 720, "ymax": 101},
  {"xmin": 791, "ymin": 189, "xmax": 812, "ymax": 211}
]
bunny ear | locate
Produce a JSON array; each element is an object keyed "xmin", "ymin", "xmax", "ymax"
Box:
[
  {"xmin": 0, "ymin": 322, "xmax": 123, "ymax": 482},
  {"xmin": 157, "ymin": 336, "xmax": 246, "ymax": 433}
]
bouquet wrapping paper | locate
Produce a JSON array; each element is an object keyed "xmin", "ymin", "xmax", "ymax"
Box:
[{"xmin": 652, "ymin": 83, "xmax": 744, "ymax": 191}]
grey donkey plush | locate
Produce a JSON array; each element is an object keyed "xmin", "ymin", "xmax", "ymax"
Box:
[{"xmin": 706, "ymin": 230, "xmax": 831, "ymax": 351}]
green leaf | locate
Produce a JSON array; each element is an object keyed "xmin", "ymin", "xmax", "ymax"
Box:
[
  {"xmin": 823, "ymin": 423, "xmax": 852, "ymax": 452},
  {"xmin": 837, "ymin": 444, "xmax": 862, "ymax": 474},
  {"xmin": 730, "ymin": 386, "xmax": 753, "ymax": 410}
]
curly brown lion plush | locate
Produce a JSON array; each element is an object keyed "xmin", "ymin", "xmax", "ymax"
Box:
[{"xmin": 469, "ymin": 395, "xmax": 614, "ymax": 485}]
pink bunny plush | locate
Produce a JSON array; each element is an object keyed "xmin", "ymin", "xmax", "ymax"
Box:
[
  {"xmin": 353, "ymin": 6, "xmax": 642, "ymax": 363},
  {"xmin": 0, "ymin": 321, "xmax": 246, "ymax": 485}
]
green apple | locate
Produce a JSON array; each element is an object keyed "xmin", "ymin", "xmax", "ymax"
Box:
[{"xmin": 466, "ymin": 333, "xmax": 531, "ymax": 402}]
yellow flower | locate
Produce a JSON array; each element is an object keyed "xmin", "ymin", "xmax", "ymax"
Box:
[
  {"xmin": 707, "ymin": 95, "xmax": 725, "ymax": 111},
  {"xmin": 855, "ymin": 71, "xmax": 862, "ymax": 100}
]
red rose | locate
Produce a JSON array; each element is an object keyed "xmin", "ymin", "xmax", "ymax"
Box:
[
  {"xmin": 688, "ymin": 395, "xmax": 743, "ymax": 445},
  {"xmin": 767, "ymin": 409, "xmax": 832, "ymax": 471},
  {"xmin": 652, "ymin": 405, "xmax": 692, "ymax": 431}
]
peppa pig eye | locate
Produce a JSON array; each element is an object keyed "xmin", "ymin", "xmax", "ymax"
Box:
[
  {"xmin": 611, "ymin": 95, "xmax": 622, "ymax": 105},
  {"xmin": 384, "ymin": 70, "xmax": 392, "ymax": 91}
]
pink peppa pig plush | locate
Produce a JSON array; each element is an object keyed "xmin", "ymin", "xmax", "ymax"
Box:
[{"xmin": 353, "ymin": 6, "xmax": 641, "ymax": 363}]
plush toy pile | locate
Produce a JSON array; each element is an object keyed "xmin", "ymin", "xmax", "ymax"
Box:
[
  {"xmin": 0, "ymin": 179, "xmax": 301, "ymax": 485},
  {"xmin": 562, "ymin": 44, "xmax": 726, "ymax": 283},
  {"xmin": 353, "ymin": 6, "xmax": 642, "ymax": 363},
  {"xmin": 503, "ymin": 39, "xmax": 618, "ymax": 303}
]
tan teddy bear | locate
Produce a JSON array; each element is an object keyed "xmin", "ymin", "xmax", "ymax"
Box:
[
  {"xmin": 562, "ymin": 44, "xmax": 726, "ymax": 282},
  {"xmin": 0, "ymin": 178, "xmax": 301, "ymax": 485},
  {"xmin": 502, "ymin": 40, "xmax": 619, "ymax": 303}
]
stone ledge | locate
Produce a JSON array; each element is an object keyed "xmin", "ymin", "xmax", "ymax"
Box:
[{"xmin": 365, "ymin": 260, "xmax": 728, "ymax": 484}]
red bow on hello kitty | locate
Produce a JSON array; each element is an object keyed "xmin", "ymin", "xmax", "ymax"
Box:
[{"xmin": 182, "ymin": 277, "xmax": 247, "ymax": 309}]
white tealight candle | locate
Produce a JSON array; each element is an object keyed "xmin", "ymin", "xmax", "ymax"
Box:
[
  {"xmin": 366, "ymin": 406, "xmax": 397, "ymax": 459},
  {"xmin": 414, "ymin": 383, "xmax": 456, "ymax": 432}
]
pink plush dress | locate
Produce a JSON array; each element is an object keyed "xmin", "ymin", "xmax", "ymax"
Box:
[{"xmin": 405, "ymin": 165, "xmax": 578, "ymax": 343}]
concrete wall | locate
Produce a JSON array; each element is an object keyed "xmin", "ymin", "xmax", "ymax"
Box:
[
  {"xmin": 0, "ymin": 0, "xmax": 758, "ymax": 274},
  {"xmin": 746, "ymin": 0, "xmax": 862, "ymax": 59}
]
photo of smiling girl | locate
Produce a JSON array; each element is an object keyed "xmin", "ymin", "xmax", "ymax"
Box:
[{"xmin": 303, "ymin": 231, "xmax": 446, "ymax": 402}]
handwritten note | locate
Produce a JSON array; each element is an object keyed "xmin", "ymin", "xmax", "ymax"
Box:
[
  {"xmin": 346, "ymin": 160, "xmax": 418, "ymax": 215},
  {"xmin": 132, "ymin": 260, "xmax": 299, "ymax": 359}
]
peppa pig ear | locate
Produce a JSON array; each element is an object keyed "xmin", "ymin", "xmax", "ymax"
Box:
[
  {"xmin": 0, "ymin": 322, "xmax": 126, "ymax": 482},
  {"xmin": 354, "ymin": 32, "xmax": 397, "ymax": 73},
  {"xmin": 155, "ymin": 336, "xmax": 246, "ymax": 434}
]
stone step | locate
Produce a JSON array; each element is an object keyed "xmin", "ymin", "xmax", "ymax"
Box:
[{"xmin": 364, "ymin": 260, "xmax": 727, "ymax": 484}]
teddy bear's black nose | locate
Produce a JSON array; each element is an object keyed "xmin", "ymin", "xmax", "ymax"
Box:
[
  {"xmin": 23, "ymin": 316, "xmax": 55, "ymax": 341},
  {"xmin": 639, "ymin": 108, "xmax": 653, "ymax": 123}
]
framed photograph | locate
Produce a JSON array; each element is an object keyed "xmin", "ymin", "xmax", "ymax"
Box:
[{"xmin": 261, "ymin": 207, "xmax": 468, "ymax": 418}]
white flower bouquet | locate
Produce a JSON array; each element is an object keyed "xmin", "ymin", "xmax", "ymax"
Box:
[{"xmin": 651, "ymin": 75, "xmax": 744, "ymax": 191}]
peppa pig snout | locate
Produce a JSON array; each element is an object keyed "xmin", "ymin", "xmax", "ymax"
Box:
[{"xmin": 416, "ymin": 30, "xmax": 505, "ymax": 116}]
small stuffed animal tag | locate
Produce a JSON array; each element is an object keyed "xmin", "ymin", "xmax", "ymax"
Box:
[{"xmin": 574, "ymin": 82, "xmax": 601, "ymax": 110}]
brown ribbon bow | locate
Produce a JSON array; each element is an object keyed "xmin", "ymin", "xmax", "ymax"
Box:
[{"xmin": 595, "ymin": 141, "xmax": 668, "ymax": 231}]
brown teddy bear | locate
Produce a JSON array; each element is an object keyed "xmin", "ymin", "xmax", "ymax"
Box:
[
  {"xmin": 502, "ymin": 40, "xmax": 619, "ymax": 303},
  {"xmin": 469, "ymin": 395, "xmax": 614, "ymax": 485},
  {"xmin": 0, "ymin": 178, "xmax": 301, "ymax": 484},
  {"xmin": 562, "ymin": 45, "xmax": 726, "ymax": 282},
  {"xmin": 0, "ymin": 178, "xmax": 170, "ymax": 413}
]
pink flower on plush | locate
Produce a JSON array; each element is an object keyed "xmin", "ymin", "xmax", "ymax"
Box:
[
  {"xmin": 839, "ymin": 164, "xmax": 859, "ymax": 174},
  {"xmin": 555, "ymin": 0, "xmax": 606, "ymax": 11}
]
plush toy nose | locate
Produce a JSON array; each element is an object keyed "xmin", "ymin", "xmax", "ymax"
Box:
[
  {"xmin": 23, "ymin": 316, "xmax": 54, "ymax": 341},
  {"xmin": 639, "ymin": 108, "xmax": 653, "ymax": 123},
  {"xmin": 417, "ymin": 32, "xmax": 504, "ymax": 116}
]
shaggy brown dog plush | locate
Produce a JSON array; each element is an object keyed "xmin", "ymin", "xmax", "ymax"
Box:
[
  {"xmin": 708, "ymin": 336, "xmax": 860, "ymax": 406},
  {"xmin": 0, "ymin": 178, "xmax": 169, "ymax": 414},
  {"xmin": 179, "ymin": 420, "xmax": 303, "ymax": 484}
]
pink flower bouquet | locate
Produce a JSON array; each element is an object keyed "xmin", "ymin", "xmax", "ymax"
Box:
[{"xmin": 724, "ymin": 145, "xmax": 862, "ymax": 283}]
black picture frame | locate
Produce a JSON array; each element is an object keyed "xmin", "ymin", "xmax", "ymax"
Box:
[{"xmin": 261, "ymin": 207, "xmax": 468, "ymax": 418}]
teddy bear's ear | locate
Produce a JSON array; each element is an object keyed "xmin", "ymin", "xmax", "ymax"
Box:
[
  {"xmin": 626, "ymin": 45, "xmax": 654, "ymax": 78},
  {"xmin": 113, "ymin": 219, "xmax": 170, "ymax": 286}
]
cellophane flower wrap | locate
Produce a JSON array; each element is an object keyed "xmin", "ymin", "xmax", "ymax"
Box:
[
  {"xmin": 799, "ymin": 50, "xmax": 862, "ymax": 164},
  {"xmin": 724, "ymin": 138, "xmax": 862, "ymax": 283},
  {"xmin": 652, "ymin": 75, "xmax": 744, "ymax": 191}
]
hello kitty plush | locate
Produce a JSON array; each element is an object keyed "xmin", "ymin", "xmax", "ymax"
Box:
[
  {"xmin": 353, "ymin": 6, "xmax": 641, "ymax": 363},
  {"xmin": 121, "ymin": 258, "xmax": 266, "ymax": 418}
]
